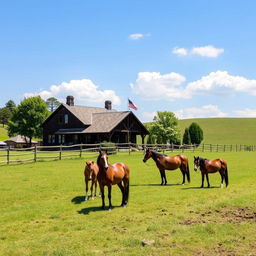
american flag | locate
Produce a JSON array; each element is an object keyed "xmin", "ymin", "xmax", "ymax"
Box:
[{"xmin": 128, "ymin": 99, "xmax": 138, "ymax": 110}]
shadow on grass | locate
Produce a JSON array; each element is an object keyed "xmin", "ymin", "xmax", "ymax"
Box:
[
  {"xmin": 181, "ymin": 186, "xmax": 220, "ymax": 190},
  {"xmin": 71, "ymin": 196, "xmax": 85, "ymax": 204},
  {"xmin": 131, "ymin": 183, "xmax": 184, "ymax": 187},
  {"xmin": 78, "ymin": 205, "xmax": 123, "ymax": 215}
]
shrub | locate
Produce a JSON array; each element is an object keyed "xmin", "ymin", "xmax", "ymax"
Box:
[{"xmin": 100, "ymin": 141, "xmax": 117, "ymax": 154}]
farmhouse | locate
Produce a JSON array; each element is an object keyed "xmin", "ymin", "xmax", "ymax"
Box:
[
  {"xmin": 42, "ymin": 96, "xmax": 149, "ymax": 146},
  {"xmin": 4, "ymin": 135, "xmax": 38, "ymax": 148}
]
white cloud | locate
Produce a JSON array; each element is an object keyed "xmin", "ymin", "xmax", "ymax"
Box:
[
  {"xmin": 187, "ymin": 71, "xmax": 256, "ymax": 96},
  {"xmin": 233, "ymin": 108, "xmax": 256, "ymax": 117},
  {"xmin": 172, "ymin": 45, "xmax": 224, "ymax": 58},
  {"xmin": 191, "ymin": 45, "xmax": 224, "ymax": 58},
  {"xmin": 172, "ymin": 47, "xmax": 188, "ymax": 56},
  {"xmin": 130, "ymin": 71, "xmax": 189, "ymax": 100},
  {"xmin": 24, "ymin": 79, "xmax": 121, "ymax": 105},
  {"xmin": 128, "ymin": 33, "xmax": 150, "ymax": 40},
  {"xmin": 175, "ymin": 105, "xmax": 227, "ymax": 119},
  {"xmin": 141, "ymin": 111, "xmax": 157, "ymax": 122}
]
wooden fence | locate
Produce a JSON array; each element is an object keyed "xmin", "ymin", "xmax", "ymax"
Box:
[{"xmin": 0, "ymin": 142, "xmax": 255, "ymax": 165}]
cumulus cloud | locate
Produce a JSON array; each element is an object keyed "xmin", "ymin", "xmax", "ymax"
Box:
[
  {"xmin": 128, "ymin": 33, "xmax": 150, "ymax": 40},
  {"xmin": 172, "ymin": 47, "xmax": 188, "ymax": 56},
  {"xmin": 187, "ymin": 71, "xmax": 256, "ymax": 96},
  {"xmin": 24, "ymin": 79, "xmax": 121, "ymax": 105},
  {"xmin": 172, "ymin": 45, "xmax": 224, "ymax": 58},
  {"xmin": 141, "ymin": 111, "xmax": 157, "ymax": 122},
  {"xmin": 130, "ymin": 71, "xmax": 189, "ymax": 100},
  {"xmin": 233, "ymin": 108, "xmax": 256, "ymax": 117},
  {"xmin": 174, "ymin": 105, "xmax": 227, "ymax": 119}
]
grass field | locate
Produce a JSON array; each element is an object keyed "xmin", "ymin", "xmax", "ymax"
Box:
[
  {"xmin": 0, "ymin": 151, "xmax": 255, "ymax": 256},
  {"xmin": 0, "ymin": 126, "xmax": 8, "ymax": 141},
  {"xmin": 178, "ymin": 117, "xmax": 256, "ymax": 145}
]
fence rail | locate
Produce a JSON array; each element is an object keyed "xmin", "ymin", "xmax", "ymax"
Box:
[{"xmin": 0, "ymin": 142, "xmax": 255, "ymax": 165}]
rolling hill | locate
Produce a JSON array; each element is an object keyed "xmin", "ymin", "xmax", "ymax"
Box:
[{"xmin": 178, "ymin": 118, "xmax": 256, "ymax": 145}]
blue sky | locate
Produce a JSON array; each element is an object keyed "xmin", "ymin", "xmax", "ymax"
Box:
[{"xmin": 1, "ymin": 0, "xmax": 256, "ymax": 121}]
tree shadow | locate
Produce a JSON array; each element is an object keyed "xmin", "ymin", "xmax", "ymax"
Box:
[{"xmin": 71, "ymin": 196, "xmax": 85, "ymax": 204}]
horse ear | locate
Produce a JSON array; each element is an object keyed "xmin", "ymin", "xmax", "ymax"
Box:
[
  {"xmin": 194, "ymin": 156, "xmax": 196, "ymax": 159},
  {"xmin": 99, "ymin": 149, "xmax": 102, "ymax": 154},
  {"xmin": 105, "ymin": 150, "xmax": 108, "ymax": 155},
  {"xmin": 91, "ymin": 161, "xmax": 94, "ymax": 164}
]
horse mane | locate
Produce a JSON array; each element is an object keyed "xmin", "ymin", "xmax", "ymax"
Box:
[
  {"xmin": 152, "ymin": 151, "xmax": 168, "ymax": 158},
  {"xmin": 199, "ymin": 157, "xmax": 209, "ymax": 166}
]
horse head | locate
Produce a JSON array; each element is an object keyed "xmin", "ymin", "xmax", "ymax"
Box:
[
  {"xmin": 97, "ymin": 150, "xmax": 109, "ymax": 170},
  {"xmin": 85, "ymin": 160, "xmax": 95, "ymax": 180},
  {"xmin": 193, "ymin": 156, "xmax": 200, "ymax": 171},
  {"xmin": 143, "ymin": 148, "xmax": 153, "ymax": 163}
]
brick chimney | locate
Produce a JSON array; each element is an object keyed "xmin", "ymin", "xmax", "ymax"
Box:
[
  {"xmin": 105, "ymin": 100, "xmax": 112, "ymax": 110},
  {"xmin": 66, "ymin": 96, "xmax": 74, "ymax": 106}
]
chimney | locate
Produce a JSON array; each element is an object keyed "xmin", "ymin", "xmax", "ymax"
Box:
[
  {"xmin": 105, "ymin": 100, "xmax": 112, "ymax": 110},
  {"xmin": 66, "ymin": 96, "xmax": 74, "ymax": 106}
]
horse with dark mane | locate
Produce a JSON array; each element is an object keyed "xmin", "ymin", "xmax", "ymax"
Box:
[
  {"xmin": 97, "ymin": 150, "xmax": 130, "ymax": 210},
  {"xmin": 143, "ymin": 148, "xmax": 190, "ymax": 185},
  {"xmin": 193, "ymin": 156, "xmax": 229, "ymax": 188}
]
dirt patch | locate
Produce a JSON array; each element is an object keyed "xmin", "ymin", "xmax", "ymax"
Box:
[{"xmin": 179, "ymin": 206, "xmax": 256, "ymax": 225}]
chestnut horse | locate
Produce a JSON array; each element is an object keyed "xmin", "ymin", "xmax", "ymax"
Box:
[
  {"xmin": 97, "ymin": 150, "xmax": 130, "ymax": 210},
  {"xmin": 84, "ymin": 160, "xmax": 99, "ymax": 201},
  {"xmin": 193, "ymin": 156, "xmax": 229, "ymax": 188},
  {"xmin": 143, "ymin": 148, "xmax": 190, "ymax": 185}
]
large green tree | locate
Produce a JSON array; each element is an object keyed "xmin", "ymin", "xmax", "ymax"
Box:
[
  {"xmin": 149, "ymin": 111, "xmax": 181, "ymax": 144},
  {"xmin": 8, "ymin": 96, "xmax": 50, "ymax": 145},
  {"xmin": 46, "ymin": 97, "xmax": 61, "ymax": 112},
  {"xmin": 5, "ymin": 100, "xmax": 16, "ymax": 114},
  {"xmin": 188, "ymin": 122, "xmax": 204, "ymax": 145},
  {"xmin": 182, "ymin": 127, "xmax": 191, "ymax": 145},
  {"xmin": 0, "ymin": 107, "xmax": 12, "ymax": 127}
]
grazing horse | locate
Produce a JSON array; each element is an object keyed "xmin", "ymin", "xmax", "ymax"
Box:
[
  {"xmin": 193, "ymin": 156, "xmax": 229, "ymax": 188},
  {"xmin": 143, "ymin": 148, "xmax": 190, "ymax": 185},
  {"xmin": 84, "ymin": 161, "xmax": 99, "ymax": 201},
  {"xmin": 97, "ymin": 150, "xmax": 130, "ymax": 210}
]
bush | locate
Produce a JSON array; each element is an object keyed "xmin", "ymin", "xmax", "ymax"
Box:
[
  {"xmin": 100, "ymin": 141, "xmax": 117, "ymax": 154},
  {"xmin": 188, "ymin": 122, "xmax": 204, "ymax": 145}
]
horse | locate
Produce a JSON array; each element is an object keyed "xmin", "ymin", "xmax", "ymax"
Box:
[
  {"xmin": 193, "ymin": 156, "xmax": 229, "ymax": 188},
  {"xmin": 143, "ymin": 148, "xmax": 190, "ymax": 185},
  {"xmin": 84, "ymin": 160, "xmax": 99, "ymax": 201},
  {"xmin": 97, "ymin": 150, "xmax": 130, "ymax": 210}
]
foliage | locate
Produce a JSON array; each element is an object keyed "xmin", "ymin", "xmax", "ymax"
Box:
[
  {"xmin": 0, "ymin": 152, "xmax": 255, "ymax": 256},
  {"xmin": 150, "ymin": 111, "xmax": 181, "ymax": 144},
  {"xmin": 188, "ymin": 122, "xmax": 204, "ymax": 145},
  {"xmin": 5, "ymin": 99, "xmax": 16, "ymax": 113},
  {"xmin": 8, "ymin": 96, "xmax": 50, "ymax": 145},
  {"xmin": 0, "ymin": 107, "xmax": 12, "ymax": 127},
  {"xmin": 100, "ymin": 141, "xmax": 117, "ymax": 154},
  {"xmin": 46, "ymin": 97, "xmax": 61, "ymax": 112},
  {"xmin": 182, "ymin": 127, "xmax": 191, "ymax": 144}
]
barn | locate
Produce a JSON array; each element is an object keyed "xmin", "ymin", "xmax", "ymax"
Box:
[{"xmin": 42, "ymin": 96, "xmax": 149, "ymax": 146}]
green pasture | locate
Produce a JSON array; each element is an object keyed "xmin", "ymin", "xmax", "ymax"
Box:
[
  {"xmin": 179, "ymin": 117, "xmax": 256, "ymax": 145},
  {"xmin": 0, "ymin": 151, "xmax": 255, "ymax": 256},
  {"xmin": 0, "ymin": 126, "xmax": 8, "ymax": 141}
]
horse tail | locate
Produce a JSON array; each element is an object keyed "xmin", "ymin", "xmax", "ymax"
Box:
[
  {"xmin": 186, "ymin": 162, "xmax": 191, "ymax": 183},
  {"xmin": 224, "ymin": 167, "xmax": 229, "ymax": 187}
]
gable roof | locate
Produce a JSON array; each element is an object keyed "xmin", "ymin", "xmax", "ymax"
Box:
[{"xmin": 4, "ymin": 135, "xmax": 38, "ymax": 144}]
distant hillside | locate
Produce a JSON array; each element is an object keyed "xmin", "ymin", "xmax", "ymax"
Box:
[
  {"xmin": 0, "ymin": 126, "xmax": 8, "ymax": 141},
  {"xmin": 178, "ymin": 118, "xmax": 256, "ymax": 145}
]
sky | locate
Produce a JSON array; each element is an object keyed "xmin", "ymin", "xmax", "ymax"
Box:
[{"xmin": 1, "ymin": 0, "xmax": 256, "ymax": 121}]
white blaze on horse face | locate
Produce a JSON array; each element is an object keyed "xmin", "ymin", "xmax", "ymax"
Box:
[
  {"xmin": 194, "ymin": 162, "xmax": 199, "ymax": 171},
  {"xmin": 103, "ymin": 154, "xmax": 109, "ymax": 168}
]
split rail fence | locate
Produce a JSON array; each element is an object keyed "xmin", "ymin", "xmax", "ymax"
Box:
[{"xmin": 0, "ymin": 143, "xmax": 255, "ymax": 165}]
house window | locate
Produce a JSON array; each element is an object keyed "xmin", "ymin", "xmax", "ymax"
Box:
[
  {"xmin": 52, "ymin": 135, "xmax": 55, "ymax": 144},
  {"xmin": 64, "ymin": 114, "xmax": 68, "ymax": 124},
  {"xmin": 62, "ymin": 135, "xmax": 65, "ymax": 144}
]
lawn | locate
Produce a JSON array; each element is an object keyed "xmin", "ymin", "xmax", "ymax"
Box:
[
  {"xmin": 0, "ymin": 151, "xmax": 255, "ymax": 256},
  {"xmin": 0, "ymin": 126, "xmax": 8, "ymax": 141}
]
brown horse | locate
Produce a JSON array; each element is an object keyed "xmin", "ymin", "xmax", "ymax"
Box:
[
  {"xmin": 84, "ymin": 160, "xmax": 99, "ymax": 201},
  {"xmin": 97, "ymin": 150, "xmax": 130, "ymax": 210},
  {"xmin": 143, "ymin": 148, "xmax": 190, "ymax": 185},
  {"xmin": 193, "ymin": 156, "xmax": 229, "ymax": 188}
]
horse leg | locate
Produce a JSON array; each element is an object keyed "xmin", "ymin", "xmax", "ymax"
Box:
[
  {"xmin": 117, "ymin": 182, "xmax": 125, "ymax": 206},
  {"xmin": 219, "ymin": 171, "xmax": 224, "ymax": 188},
  {"xmin": 201, "ymin": 172, "xmax": 205, "ymax": 188},
  {"xmin": 159, "ymin": 169, "xmax": 164, "ymax": 185},
  {"xmin": 94, "ymin": 179, "xmax": 97, "ymax": 197},
  {"xmin": 100, "ymin": 184, "xmax": 105, "ymax": 209},
  {"xmin": 90, "ymin": 181, "xmax": 94, "ymax": 200},
  {"xmin": 107, "ymin": 185, "xmax": 112, "ymax": 210},
  {"xmin": 123, "ymin": 178, "xmax": 130, "ymax": 205},
  {"xmin": 163, "ymin": 170, "xmax": 167, "ymax": 185},
  {"xmin": 85, "ymin": 179, "xmax": 89, "ymax": 201},
  {"xmin": 206, "ymin": 173, "xmax": 210, "ymax": 188},
  {"xmin": 180, "ymin": 167, "xmax": 186, "ymax": 185}
]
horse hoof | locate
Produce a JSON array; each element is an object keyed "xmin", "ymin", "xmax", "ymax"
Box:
[
  {"xmin": 91, "ymin": 197, "xmax": 94, "ymax": 200},
  {"xmin": 108, "ymin": 208, "xmax": 112, "ymax": 211},
  {"xmin": 220, "ymin": 184, "xmax": 223, "ymax": 188},
  {"xmin": 85, "ymin": 196, "xmax": 88, "ymax": 201}
]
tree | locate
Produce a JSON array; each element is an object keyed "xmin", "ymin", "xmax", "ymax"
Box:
[
  {"xmin": 46, "ymin": 97, "xmax": 61, "ymax": 112},
  {"xmin": 149, "ymin": 111, "xmax": 181, "ymax": 144},
  {"xmin": 182, "ymin": 127, "xmax": 191, "ymax": 145},
  {"xmin": 8, "ymin": 96, "xmax": 50, "ymax": 146},
  {"xmin": 0, "ymin": 107, "xmax": 12, "ymax": 127},
  {"xmin": 188, "ymin": 122, "xmax": 204, "ymax": 145},
  {"xmin": 5, "ymin": 100, "xmax": 16, "ymax": 113}
]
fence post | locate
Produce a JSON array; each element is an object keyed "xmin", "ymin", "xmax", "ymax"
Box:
[
  {"xmin": 224, "ymin": 145, "xmax": 226, "ymax": 152},
  {"xmin": 202, "ymin": 144, "xmax": 204, "ymax": 152},
  {"xmin": 34, "ymin": 145, "xmax": 37, "ymax": 162},
  {"xmin": 230, "ymin": 145, "xmax": 232, "ymax": 152},
  {"xmin": 171, "ymin": 143, "xmax": 173, "ymax": 152},
  {"xmin": 7, "ymin": 145, "xmax": 10, "ymax": 164},
  {"xmin": 59, "ymin": 145, "xmax": 62, "ymax": 160},
  {"xmin": 80, "ymin": 144, "xmax": 82, "ymax": 158},
  {"xmin": 210, "ymin": 144, "xmax": 212, "ymax": 152}
]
